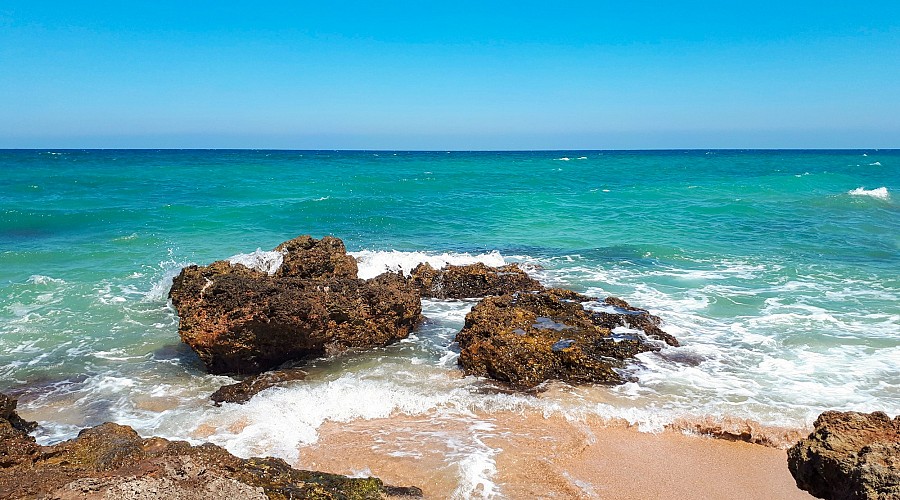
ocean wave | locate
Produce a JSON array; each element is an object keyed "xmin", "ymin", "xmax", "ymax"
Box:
[
  {"xmin": 26, "ymin": 275, "xmax": 66, "ymax": 285},
  {"xmin": 351, "ymin": 250, "xmax": 507, "ymax": 280},
  {"xmin": 227, "ymin": 248, "xmax": 286, "ymax": 275},
  {"xmin": 848, "ymin": 186, "xmax": 890, "ymax": 200}
]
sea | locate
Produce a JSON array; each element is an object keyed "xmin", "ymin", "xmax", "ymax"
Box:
[{"xmin": 1, "ymin": 149, "xmax": 897, "ymax": 497}]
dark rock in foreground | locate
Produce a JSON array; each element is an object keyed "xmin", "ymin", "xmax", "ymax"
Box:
[
  {"xmin": 0, "ymin": 393, "xmax": 421, "ymax": 499},
  {"xmin": 0, "ymin": 393, "xmax": 40, "ymax": 469},
  {"xmin": 410, "ymin": 262, "xmax": 543, "ymax": 299},
  {"xmin": 169, "ymin": 236, "xmax": 422, "ymax": 375},
  {"xmin": 211, "ymin": 369, "xmax": 309, "ymax": 405},
  {"xmin": 788, "ymin": 410, "xmax": 900, "ymax": 500},
  {"xmin": 455, "ymin": 289, "xmax": 678, "ymax": 389},
  {"xmin": 0, "ymin": 393, "xmax": 36, "ymax": 435}
]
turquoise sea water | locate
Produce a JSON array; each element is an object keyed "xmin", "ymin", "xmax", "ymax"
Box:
[{"xmin": 1, "ymin": 150, "xmax": 898, "ymax": 492}]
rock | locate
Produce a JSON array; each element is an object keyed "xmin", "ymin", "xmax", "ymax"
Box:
[
  {"xmin": 410, "ymin": 262, "xmax": 543, "ymax": 299},
  {"xmin": 274, "ymin": 235, "xmax": 359, "ymax": 280},
  {"xmin": 0, "ymin": 418, "xmax": 421, "ymax": 499},
  {"xmin": 0, "ymin": 392, "xmax": 36, "ymax": 434},
  {"xmin": 787, "ymin": 410, "xmax": 900, "ymax": 500},
  {"xmin": 211, "ymin": 369, "xmax": 308, "ymax": 405},
  {"xmin": 455, "ymin": 289, "xmax": 679, "ymax": 389},
  {"xmin": 169, "ymin": 235, "xmax": 422, "ymax": 375},
  {"xmin": 589, "ymin": 296, "xmax": 680, "ymax": 347},
  {"xmin": 0, "ymin": 393, "xmax": 41, "ymax": 469}
]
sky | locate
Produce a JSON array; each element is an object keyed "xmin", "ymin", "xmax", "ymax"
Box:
[{"xmin": 1, "ymin": 1, "xmax": 899, "ymax": 149}]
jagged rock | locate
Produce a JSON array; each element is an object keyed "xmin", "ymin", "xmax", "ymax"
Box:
[
  {"xmin": 0, "ymin": 393, "xmax": 41, "ymax": 469},
  {"xmin": 169, "ymin": 235, "xmax": 422, "ymax": 375},
  {"xmin": 455, "ymin": 289, "xmax": 679, "ymax": 389},
  {"xmin": 211, "ymin": 369, "xmax": 308, "ymax": 405},
  {"xmin": 0, "ymin": 392, "xmax": 36, "ymax": 435},
  {"xmin": 274, "ymin": 235, "xmax": 359, "ymax": 280},
  {"xmin": 0, "ymin": 414, "xmax": 422, "ymax": 499},
  {"xmin": 787, "ymin": 410, "xmax": 900, "ymax": 500},
  {"xmin": 590, "ymin": 296, "xmax": 679, "ymax": 347},
  {"xmin": 410, "ymin": 262, "xmax": 543, "ymax": 299}
]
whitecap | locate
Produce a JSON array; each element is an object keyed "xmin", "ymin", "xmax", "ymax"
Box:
[
  {"xmin": 112, "ymin": 233, "xmax": 139, "ymax": 241},
  {"xmin": 869, "ymin": 161, "xmax": 882, "ymax": 166},
  {"xmin": 27, "ymin": 275, "xmax": 66, "ymax": 285},
  {"xmin": 555, "ymin": 157, "xmax": 571, "ymax": 161},
  {"xmin": 848, "ymin": 187, "xmax": 890, "ymax": 200},
  {"xmin": 351, "ymin": 250, "xmax": 507, "ymax": 280}
]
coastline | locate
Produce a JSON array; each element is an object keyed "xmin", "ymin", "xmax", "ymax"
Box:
[{"xmin": 294, "ymin": 410, "xmax": 813, "ymax": 499}]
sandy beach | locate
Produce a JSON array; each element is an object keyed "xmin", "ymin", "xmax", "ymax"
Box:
[{"xmin": 296, "ymin": 411, "xmax": 814, "ymax": 499}]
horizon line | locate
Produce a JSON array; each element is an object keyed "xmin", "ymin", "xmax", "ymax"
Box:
[{"xmin": 2, "ymin": 147, "xmax": 897, "ymax": 152}]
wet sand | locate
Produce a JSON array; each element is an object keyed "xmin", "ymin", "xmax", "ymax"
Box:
[{"xmin": 297, "ymin": 411, "xmax": 813, "ymax": 499}]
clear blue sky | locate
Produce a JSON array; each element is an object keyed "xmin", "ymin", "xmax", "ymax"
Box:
[{"xmin": 1, "ymin": 1, "xmax": 898, "ymax": 149}]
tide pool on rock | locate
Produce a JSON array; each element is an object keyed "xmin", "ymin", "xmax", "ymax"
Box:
[{"xmin": 1, "ymin": 149, "xmax": 898, "ymax": 498}]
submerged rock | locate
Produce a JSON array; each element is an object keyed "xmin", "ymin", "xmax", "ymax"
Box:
[
  {"xmin": 589, "ymin": 296, "xmax": 680, "ymax": 347},
  {"xmin": 455, "ymin": 289, "xmax": 678, "ymax": 389},
  {"xmin": 211, "ymin": 368, "xmax": 309, "ymax": 405},
  {"xmin": 169, "ymin": 235, "xmax": 422, "ymax": 375},
  {"xmin": 787, "ymin": 410, "xmax": 900, "ymax": 500},
  {"xmin": 0, "ymin": 400, "xmax": 421, "ymax": 499},
  {"xmin": 410, "ymin": 262, "xmax": 543, "ymax": 299}
]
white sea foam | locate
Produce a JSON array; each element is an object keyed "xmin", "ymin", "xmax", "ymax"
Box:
[
  {"xmin": 848, "ymin": 186, "xmax": 890, "ymax": 200},
  {"xmin": 450, "ymin": 420, "xmax": 500, "ymax": 499},
  {"xmin": 555, "ymin": 157, "xmax": 571, "ymax": 161},
  {"xmin": 27, "ymin": 275, "xmax": 66, "ymax": 285},
  {"xmin": 227, "ymin": 248, "xmax": 286, "ymax": 275},
  {"xmin": 351, "ymin": 250, "xmax": 507, "ymax": 280},
  {"xmin": 869, "ymin": 161, "xmax": 882, "ymax": 166}
]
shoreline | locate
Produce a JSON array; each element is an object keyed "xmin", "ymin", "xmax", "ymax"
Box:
[{"xmin": 294, "ymin": 410, "xmax": 813, "ymax": 499}]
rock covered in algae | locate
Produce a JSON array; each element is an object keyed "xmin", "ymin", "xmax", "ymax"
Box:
[
  {"xmin": 409, "ymin": 262, "xmax": 543, "ymax": 299},
  {"xmin": 455, "ymin": 289, "xmax": 679, "ymax": 389},
  {"xmin": 0, "ymin": 393, "xmax": 422, "ymax": 499},
  {"xmin": 169, "ymin": 235, "xmax": 422, "ymax": 375},
  {"xmin": 788, "ymin": 410, "xmax": 900, "ymax": 500}
]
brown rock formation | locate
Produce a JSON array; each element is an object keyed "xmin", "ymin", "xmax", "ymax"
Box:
[
  {"xmin": 455, "ymin": 289, "xmax": 679, "ymax": 389},
  {"xmin": 169, "ymin": 236, "xmax": 422, "ymax": 375},
  {"xmin": 787, "ymin": 410, "xmax": 900, "ymax": 500},
  {"xmin": 0, "ymin": 393, "xmax": 40, "ymax": 469},
  {"xmin": 273, "ymin": 235, "xmax": 359, "ymax": 280},
  {"xmin": 410, "ymin": 262, "xmax": 543, "ymax": 299},
  {"xmin": 0, "ymin": 393, "xmax": 421, "ymax": 499},
  {"xmin": 211, "ymin": 369, "xmax": 308, "ymax": 405}
]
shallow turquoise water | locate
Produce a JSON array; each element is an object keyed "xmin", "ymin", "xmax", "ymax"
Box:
[{"xmin": 1, "ymin": 149, "xmax": 898, "ymax": 481}]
